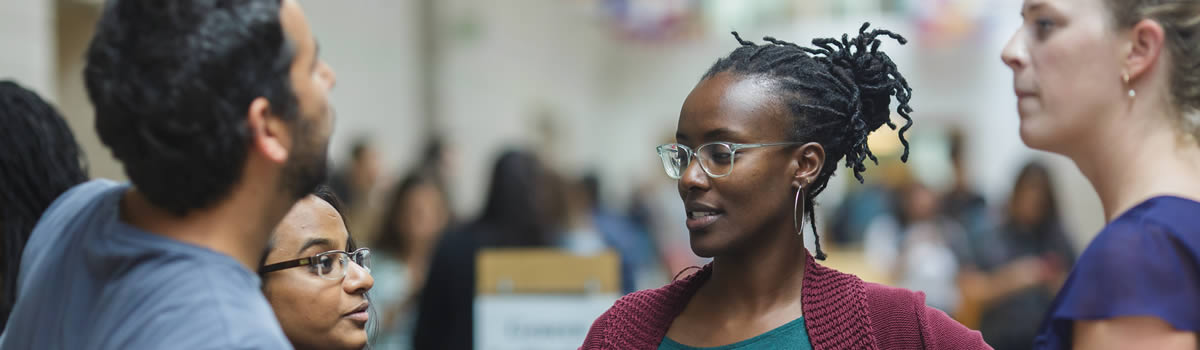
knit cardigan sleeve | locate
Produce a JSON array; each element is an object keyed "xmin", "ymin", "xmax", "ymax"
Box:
[
  {"xmin": 917, "ymin": 301, "xmax": 991, "ymax": 350},
  {"xmin": 865, "ymin": 282, "xmax": 992, "ymax": 350},
  {"xmin": 581, "ymin": 308, "xmax": 613, "ymax": 349},
  {"xmin": 580, "ymin": 286, "xmax": 688, "ymax": 350}
]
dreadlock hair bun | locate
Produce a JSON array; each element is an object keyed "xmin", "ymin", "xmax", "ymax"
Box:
[
  {"xmin": 845, "ymin": 24, "xmax": 908, "ymax": 131},
  {"xmin": 791, "ymin": 22, "xmax": 913, "ymax": 163},
  {"xmin": 703, "ymin": 22, "xmax": 914, "ymax": 260}
]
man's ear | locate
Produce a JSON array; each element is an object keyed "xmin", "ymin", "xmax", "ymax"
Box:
[{"xmin": 247, "ymin": 97, "xmax": 290, "ymax": 165}]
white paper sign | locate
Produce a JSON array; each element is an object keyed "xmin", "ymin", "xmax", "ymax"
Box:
[{"xmin": 474, "ymin": 294, "xmax": 620, "ymax": 350}]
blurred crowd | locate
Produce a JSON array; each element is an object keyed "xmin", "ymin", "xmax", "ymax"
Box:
[
  {"xmin": 9, "ymin": 0, "xmax": 1200, "ymax": 348},
  {"xmin": 1, "ymin": 73, "xmax": 1073, "ymax": 350},
  {"xmin": 833, "ymin": 130, "xmax": 1074, "ymax": 350},
  {"xmin": 326, "ymin": 137, "xmax": 671, "ymax": 349},
  {"xmin": 328, "ymin": 125, "xmax": 1074, "ymax": 350}
]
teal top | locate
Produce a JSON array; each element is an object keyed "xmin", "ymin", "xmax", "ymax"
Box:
[{"xmin": 658, "ymin": 317, "xmax": 813, "ymax": 350}]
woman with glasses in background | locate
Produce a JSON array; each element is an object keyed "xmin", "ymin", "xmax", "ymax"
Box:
[
  {"xmin": 260, "ymin": 186, "xmax": 375, "ymax": 350},
  {"xmin": 582, "ymin": 24, "xmax": 989, "ymax": 350}
]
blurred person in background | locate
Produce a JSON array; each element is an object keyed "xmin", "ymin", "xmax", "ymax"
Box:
[
  {"xmin": 959, "ymin": 161, "xmax": 1073, "ymax": 350},
  {"xmin": 329, "ymin": 138, "xmax": 382, "ymax": 215},
  {"xmin": 583, "ymin": 25, "xmax": 990, "ymax": 349},
  {"xmin": 260, "ymin": 186, "xmax": 374, "ymax": 350},
  {"xmin": 0, "ymin": 0, "xmax": 337, "ymax": 348},
  {"xmin": 419, "ymin": 136, "xmax": 458, "ymax": 220},
  {"xmin": 0, "ymin": 81, "xmax": 89, "ymax": 331},
  {"xmin": 561, "ymin": 172, "xmax": 656, "ymax": 293},
  {"xmin": 828, "ymin": 183, "xmax": 894, "ymax": 246},
  {"xmin": 941, "ymin": 127, "xmax": 992, "ymax": 250},
  {"xmin": 865, "ymin": 182, "xmax": 972, "ymax": 315},
  {"xmin": 369, "ymin": 170, "xmax": 450, "ymax": 349},
  {"xmin": 827, "ymin": 164, "xmax": 903, "ymax": 246},
  {"xmin": 560, "ymin": 174, "xmax": 613, "ymax": 255},
  {"xmin": 412, "ymin": 149, "xmax": 562, "ymax": 350},
  {"xmin": 1004, "ymin": 0, "xmax": 1200, "ymax": 348}
]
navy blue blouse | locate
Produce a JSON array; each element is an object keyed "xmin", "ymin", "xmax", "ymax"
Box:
[{"xmin": 1034, "ymin": 196, "xmax": 1200, "ymax": 349}]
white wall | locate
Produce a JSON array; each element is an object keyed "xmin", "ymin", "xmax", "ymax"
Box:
[
  {"xmin": 300, "ymin": 0, "xmax": 425, "ymax": 181},
  {"xmin": 1, "ymin": 0, "xmax": 55, "ymax": 98},
  {"xmin": 433, "ymin": 0, "xmax": 613, "ymax": 216},
  {"xmin": 56, "ymin": 3, "xmax": 121, "ymax": 180}
]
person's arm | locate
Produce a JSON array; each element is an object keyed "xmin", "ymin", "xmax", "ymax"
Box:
[
  {"xmin": 1073, "ymin": 317, "xmax": 1197, "ymax": 350},
  {"xmin": 1041, "ymin": 227, "xmax": 1076, "ymax": 294},
  {"xmin": 959, "ymin": 256, "xmax": 1045, "ymax": 305},
  {"xmin": 1039, "ymin": 252, "xmax": 1071, "ymax": 295},
  {"xmin": 866, "ymin": 283, "xmax": 992, "ymax": 350}
]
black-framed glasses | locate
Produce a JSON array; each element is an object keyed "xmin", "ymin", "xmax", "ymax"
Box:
[
  {"xmin": 260, "ymin": 248, "xmax": 372, "ymax": 281},
  {"xmin": 656, "ymin": 142, "xmax": 804, "ymax": 179}
]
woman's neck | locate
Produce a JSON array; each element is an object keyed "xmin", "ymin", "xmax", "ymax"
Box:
[
  {"xmin": 1075, "ymin": 110, "xmax": 1200, "ymax": 222},
  {"xmin": 700, "ymin": 225, "xmax": 808, "ymax": 318}
]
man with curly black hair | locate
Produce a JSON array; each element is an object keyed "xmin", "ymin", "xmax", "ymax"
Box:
[{"xmin": 0, "ymin": 0, "xmax": 336, "ymax": 348}]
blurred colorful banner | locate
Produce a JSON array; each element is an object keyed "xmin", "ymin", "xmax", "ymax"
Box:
[{"xmin": 906, "ymin": 0, "xmax": 993, "ymax": 49}]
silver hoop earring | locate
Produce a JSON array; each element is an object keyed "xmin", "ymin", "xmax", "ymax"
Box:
[{"xmin": 793, "ymin": 185, "xmax": 805, "ymax": 236}]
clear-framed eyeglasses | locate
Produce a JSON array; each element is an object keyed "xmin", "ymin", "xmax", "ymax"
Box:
[
  {"xmin": 260, "ymin": 248, "xmax": 372, "ymax": 281},
  {"xmin": 656, "ymin": 142, "xmax": 804, "ymax": 179}
]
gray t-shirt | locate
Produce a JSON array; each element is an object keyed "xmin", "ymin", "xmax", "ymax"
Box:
[{"xmin": 0, "ymin": 180, "xmax": 293, "ymax": 349}]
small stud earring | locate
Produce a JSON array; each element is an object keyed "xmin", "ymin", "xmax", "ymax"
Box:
[{"xmin": 1124, "ymin": 72, "xmax": 1136, "ymax": 98}]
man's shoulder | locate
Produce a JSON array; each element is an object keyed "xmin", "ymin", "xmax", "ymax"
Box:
[
  {"xmin": 29, "ymin": 179, "xmax": 123, "ymax": 234},
  {"xmin": 26, "ymin": 179, "xmax": 123, "ymax": 244},
  {"xmin": 19, "ymin": 180, "xmax": 125, "ymax": 285},
  {"xmin": 129, "ymin": 258, "xmax": 268, "ymax": 311},
  {"xmin": 40, "ymin": 179, "xmax": 124, "ymax": 217},
  {"xmin": 3, "ymin": 266, "xmax": 290, "ymax": 350},
  {"xmin": 116, "ymin": 270, "xmax": 290, "ymax": 349}
]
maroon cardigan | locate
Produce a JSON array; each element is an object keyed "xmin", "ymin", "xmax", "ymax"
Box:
[{"xmin": 581, "ymin": 253, "xmax": 992, "ymax": 350}]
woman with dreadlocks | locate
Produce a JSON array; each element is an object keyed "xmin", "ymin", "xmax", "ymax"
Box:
[
  {"xmin": 0, "ymin": 80, "xmax": 88, "ymax": 331},
  {"xmin": 581, "ymin": 24, "xmax": 989, "ymax": 350}
]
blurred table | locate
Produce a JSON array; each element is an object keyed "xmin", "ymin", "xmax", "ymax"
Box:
[
  {"xmin": 818, "ymin": 245, "xmax": 982, "ymax": 329},
  {"xmin": 816, "ymin": 246, "xmax": 894, "ymax": 286},
  {"xmin": 474, "ymin": 248, "xmax": 621, "ymax": 350}
]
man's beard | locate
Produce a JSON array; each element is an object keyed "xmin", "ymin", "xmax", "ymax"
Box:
[{"xmin": 280, "ymin": 117, "xmax": 329, "ymax": 201}]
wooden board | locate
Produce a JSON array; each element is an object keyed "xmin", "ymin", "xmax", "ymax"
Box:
[{"xmin": 476, "ymin": 248, "xmax": 620, "ymax": 295}]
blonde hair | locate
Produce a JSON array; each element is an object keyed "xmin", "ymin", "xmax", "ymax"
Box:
[{"xmin": 1105, "ymin": 0, "xmax": 1200, "ymax": 137}]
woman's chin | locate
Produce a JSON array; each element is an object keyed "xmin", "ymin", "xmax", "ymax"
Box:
[
  {"xmin": 344, "ymin": 338, "xmax": 368, "ymax": 350},
  {"xmin": 1019, "ymin": 121, "xmax": 1059, "ymax": 152},
  {"xmin": 330, "ymin": 328, "xmax": 368, "ymax": 350},
  {"xmin": 689, "ymin": 234, "xmax": 733, "ymax": 259}
]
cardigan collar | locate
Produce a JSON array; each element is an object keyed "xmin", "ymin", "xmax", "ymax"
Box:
[{"xmin": 616, "ymin": 252, "xmax": 877, "ymax": 349}]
